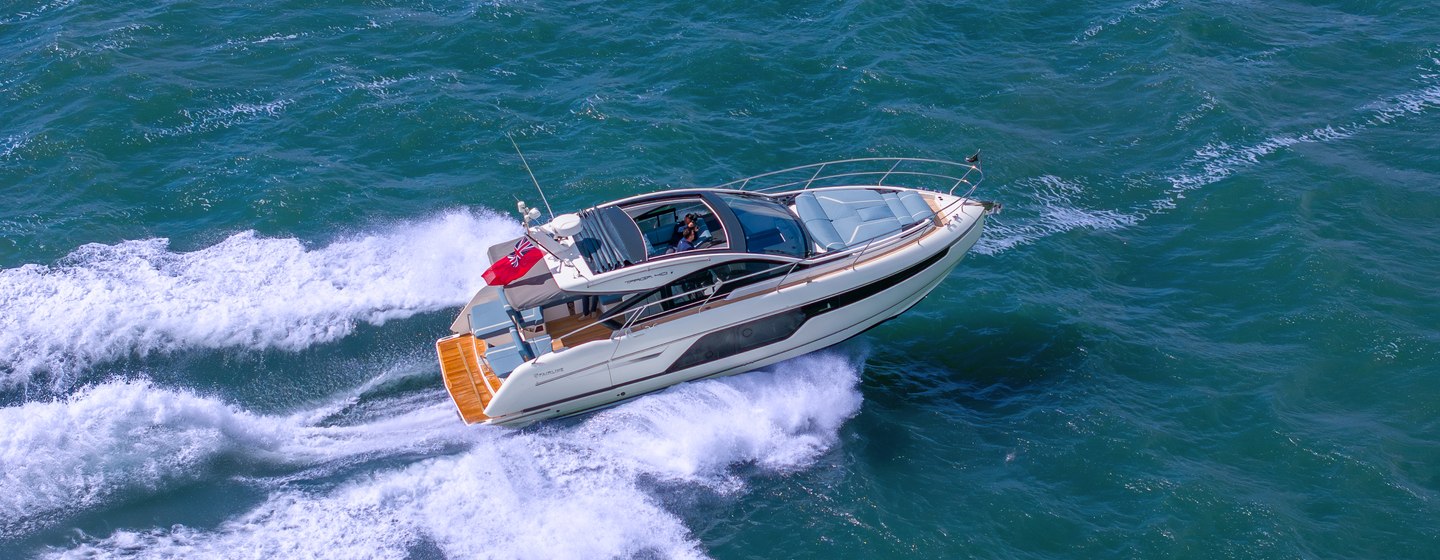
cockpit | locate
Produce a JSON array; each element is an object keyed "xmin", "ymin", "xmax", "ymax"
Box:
[
  {"xmin": 567, "ymin": 190, "xmax": 810, "ymax": 279},
  {"xmin": 617, "ymin": 192, "xmax": 809, "ymax": 261},
  {"xmin": 622, "ymin": 198, "xmax": 729, "ymax": 257}
]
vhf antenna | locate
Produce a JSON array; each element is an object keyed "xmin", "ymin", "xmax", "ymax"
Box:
[{"xmin": 507, "ymin": 134, "xmax": 553, "ymax": 221}]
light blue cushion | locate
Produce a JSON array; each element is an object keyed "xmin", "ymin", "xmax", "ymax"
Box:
[
  {"xmin": 486, "ymin": 343, "xmax": 525, "ymax": 378},
  {"xmin": 881, "ymin": 193, "xmax": 914, "ymax": 225},
  {"xmin": 805, "ymin": 218, "xmax": 845, "ymax": 250},
  {"xmin": 470, "ymin": 303, "xmax": 512, "ymax": 339},
  {"xmin": 848, "ymin": 218, "xmax": 903, "ymax": 245},
  {"xmin": 897, "ymin": 190, "xmax": 933, "ymax": 224},
  {"xmin": 813, "ymin": 188, "xmax": 886, "ymax": 205},
  {"xmin": 813, "ymin": 189, "xmax": 887, "ymax": 219},
  {"xmin": 829, "ymin": 215, "xmax": 862, "ymax": 244},
  {"xmin": 795, "ymin": 193, "xmax": 846, "ymax": 250},
  {"xmin": 857, "ymin": 204, "xmax": 892, "ymax": 222},
  {"xmin": 794, "ymin": 193, "xmax": 827, "ymax": 221},
  {"xmin": 518, "ymin": 305, "xmax": 544, "ymax": 327},
  {"xmin": 529, "ymin": 334, "xmax": 553, "ymax": 358},
  {"xmin": 794, "ymin": 189, "xmax": 931, "ymax": 251}
]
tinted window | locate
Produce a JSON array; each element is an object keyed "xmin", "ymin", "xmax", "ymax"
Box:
[
  {"xmin": 663, "ymin": 309, "xmax": 807, "ymax": 373},
  {"xmin": 659, "ymin": 268, "xmax": 715, "ymax": 311},
  {"xmin": 717, "ymin": 194, "xmax": 808, "ymax": 258},
  {"xmin": 711, "ymin": 260, "xmax": 790, "ymax": 296},
  {"xmin": 602, "ymin": 267, "xmax": 718, "ymax": 327},
  {"xmin": 601, "ymin": 260, "xmax": 790, "ymax": 328},
  {"xmin": 663, "ymin": 246, "xmax": 953, "ymax": 374}
]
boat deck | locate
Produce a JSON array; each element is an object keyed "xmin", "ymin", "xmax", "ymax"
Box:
[
  {"xmin": 436, "ymin": 334, "xmax": 505, "ymax": 424},
  {"xmin": 544, "ymin": 308, "xmax": 614, "ymax": 350}
]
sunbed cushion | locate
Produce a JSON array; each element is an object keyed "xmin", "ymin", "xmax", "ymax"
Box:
[{"xmin": 793, "ymin": 188, "xmax": 930, "ymax": 251}]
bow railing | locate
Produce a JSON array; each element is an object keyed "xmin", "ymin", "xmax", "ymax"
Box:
[{"xmin": 708, "ymin": 157, "xmax": 984, "ymax": 198}]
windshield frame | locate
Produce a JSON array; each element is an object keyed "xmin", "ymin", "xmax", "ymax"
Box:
[{"xmin": 619, "ymin": 196, "xmax": 730, "ymax": 259}]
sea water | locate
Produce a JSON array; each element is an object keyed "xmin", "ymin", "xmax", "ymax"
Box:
[{"xmin": 2, "ymin": 1, "xmax": 1437, "ymax": 558}]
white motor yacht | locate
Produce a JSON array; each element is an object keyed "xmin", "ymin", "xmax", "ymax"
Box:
[{"xmin": 436, "ymin": 157, "xmax": 997, "ymax": 427}]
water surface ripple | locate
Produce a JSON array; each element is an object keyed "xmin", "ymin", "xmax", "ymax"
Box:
[{"xmin": 2, "ymin": 0, "xmax": 1438, "ymax": 558}]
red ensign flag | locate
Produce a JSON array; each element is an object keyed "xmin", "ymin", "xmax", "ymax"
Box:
[{"xmin": 482, "ymin": 237, "xmax": 545, "ymax": 286}]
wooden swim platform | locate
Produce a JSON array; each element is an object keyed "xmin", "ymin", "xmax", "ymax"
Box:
[{"xmin": 435, "ymin": 333, "xmax": 505, "ymax": 424}]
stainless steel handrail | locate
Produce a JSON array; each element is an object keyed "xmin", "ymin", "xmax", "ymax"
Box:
[
  {"xmin": 616, "ymin": 258, "xmax": 803, "ymax": 330},
  {"xmin": 709, "ymin": 157, "xmax": 983, "ymax": 197},
  {"xmin": 615, "ymin": 212, "xmax": 945, "ymax": 332},
  {"xmin": 751, "ymin": 170, "xmax": 976, "ymax": 193},
  {"xmin": 549, "ymin": 257, "xmax": 799, "ymax": 342}
]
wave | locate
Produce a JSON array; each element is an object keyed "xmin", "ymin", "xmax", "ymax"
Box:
[
  {"xmin": 974, "ymin": 175, "xmax": 1139, "ymax": 255},
  {"xmin": 140, "ymin": 99, "xmax": 294, "ymax": 141},
  {"xmin": 0, "ymin": 209, "xmax": 521, "ymax": 389},
  {"xmin": 1157, "ymin": 124, "xmax": 1355, "ymax": 209},
  {"xmin": 0, "ymin": 133, "xmax": 29, "ymax": 161},
  {"xmin": 34, "ymin": 353, "xmax": 863, "ymax": 559},
  {"xmin": 1362, "ymin": 82, "xmax": 1440, "ymax": 127},
  {"xmin": 0, "ymin": 0, "xmax": 78, "ymax": 26},
  {"xmin": 1158, "ymin": 78, "xmax": 1440, "ymax": 210},
  {"xmin": 0, "ymin": 376, "xmax": 470, "ymax": 539},
  {"xmin": 1174, "ymin": 90, "xmax": 1219, "ymax": 131},
  {"xmin": 1074, "ymin": 0, "xmax": 1170, "ymax": 43},
  {"xmin": 980, "ymin": 69, "xmax": 1440, "ymax": 254}
]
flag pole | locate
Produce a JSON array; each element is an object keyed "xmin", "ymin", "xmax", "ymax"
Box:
[{"xmin": 508, "ymin": 134, "xmax": 554, "ymax": 221}]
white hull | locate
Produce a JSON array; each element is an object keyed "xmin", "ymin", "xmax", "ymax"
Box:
[{"xmin": 481, "ymin": 193, "xmax": 987, "ymax": 427}]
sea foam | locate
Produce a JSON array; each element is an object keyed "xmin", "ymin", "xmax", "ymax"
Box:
[
  {"xmin": 1074, "ymin": 0, "xmax": 1170, "ymax": 43},
  {"xmin": 979, "ymin": 72, "xmax": 1440, "ymax": 255},
  {"xmin": 39, "ymin": 353, "xmax": 864, "ymax": 559},
  {"xmin": 1160, "ymin": 76, "xmax": 1440, "ymax": 208},
  {"xmin": 0, "ymin": 376, "xmax": 470, "ymax": 539},
  {"xmin": 974, "ymin": 175, "xmax": 1139, "ymax": 255},
  {"xmin": 0, "ymin": 209, "xmax": 521, "ymax": 389}
]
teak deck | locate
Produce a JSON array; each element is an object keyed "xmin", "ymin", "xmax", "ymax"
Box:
[
  {"xmin": 436, "ymin": 334, "xmax": 504, "ymax": 424},
  {"xmin": 546, "ymin": 312, "xmax": 614, "ymax": 350}
]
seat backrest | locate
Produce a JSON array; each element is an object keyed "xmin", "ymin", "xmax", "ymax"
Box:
[{"xmin": 794, "ymin": 192, "xmax": 847, "ymax": 251}]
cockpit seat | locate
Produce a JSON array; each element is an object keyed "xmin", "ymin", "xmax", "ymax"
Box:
[
  {"xmin": 793, "ymin": 188, "xmax": 934, "ymax": 251},
  {"xmin": 671, "ymin": 216, "xmax": 714, "ymax": 251},
  {"xmin": 643, "ymin": 212, "xmax": 676, "ymax": 250}
]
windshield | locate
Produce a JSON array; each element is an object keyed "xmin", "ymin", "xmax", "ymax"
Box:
[{"xmin": 717, "ymin": 194, "xmax": 808, "ymax": 258}]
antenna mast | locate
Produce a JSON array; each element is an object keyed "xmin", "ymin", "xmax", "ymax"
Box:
[{"xmin": 507, "ymin": 134, "xmax": 553, "ymax": 220}]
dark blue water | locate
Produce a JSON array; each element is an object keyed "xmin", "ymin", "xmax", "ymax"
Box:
[{"xmin": 3, "ymin": 1, "xmax": 1438, "ymax": 558}]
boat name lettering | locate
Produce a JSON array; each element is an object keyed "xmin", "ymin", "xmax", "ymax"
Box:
[
  {"xmin": 535, "ymin": 367, "xmax": 566, "ymax": 379},
  {"xmin": 624, "ymin": 270, "xmax": 673, "ymax": 284}
]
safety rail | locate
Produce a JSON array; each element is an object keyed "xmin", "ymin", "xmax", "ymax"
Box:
[
  {"xmin": 708, "ymin": 157, "xmax": 985, "ymax": 199},
  {"xmin": 548, "ymin": 258, "xmax": 800, "ymax": 342}
]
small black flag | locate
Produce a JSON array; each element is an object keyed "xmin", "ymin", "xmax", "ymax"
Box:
[{"xmin": 965, "ymin": 150, "xmax": 981, "ymax": 164}]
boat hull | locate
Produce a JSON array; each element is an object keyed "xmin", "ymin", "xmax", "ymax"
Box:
[{"xmin": 481, "ymin": 197, "xmax": 987, "ymax": 427}]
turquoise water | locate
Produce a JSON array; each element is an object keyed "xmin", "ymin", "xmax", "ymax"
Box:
[{"xmin": 3, "ymin": 0, "xmax": 1438, "ymax": 557}]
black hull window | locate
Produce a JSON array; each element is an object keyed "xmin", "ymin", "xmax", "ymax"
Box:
[
  {"xmin": 665, "ymin": 310, "xmax": 807, "ymax": 373},
  {"xmin": 663, "ymin": 245, "xmax": 953, "ymax": 374}
]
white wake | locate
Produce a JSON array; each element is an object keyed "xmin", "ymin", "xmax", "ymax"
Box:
[
  {"xmin": 29, "ymin": 353, "xmax": 864, "ymax": 559},
  {"xmin": 0, "ymin": 209, "xmax": 521, "ymax": 389}
]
